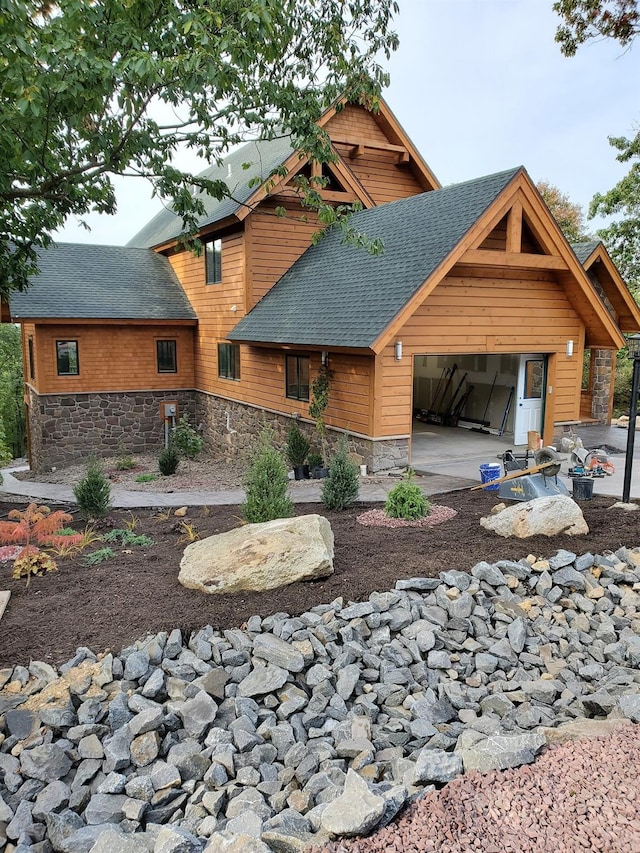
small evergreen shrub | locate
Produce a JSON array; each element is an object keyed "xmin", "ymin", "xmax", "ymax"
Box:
[
  {"xmin": 172, "ymin": 415, "xmax": 204, "ymax": 459},
  {"xmin": 115, "ymin": 452, "xmax": 135, "ymax": 471},
  {"xmin": 286, "ymin": 422, "xmax": 310, "ymax": 467},
  {"xmin": 242, "ymin": 428, "xmax": 294, "ymax": 523},
  {"xmin": 307, "ymin": 450, "xmax": 324, "ymax": 470},
  {"xmin": 321, "ymin": 437, "xmax": 359, "ymax": 510},
  {"xmin": 158, "ymin": 446, "xmax": 180, "ymax": 476},
  {"xmin": 384, "ymin": 470, "xmax": 431, "ymax": 520},
  {"xmin": 73, "ymin": 459, "xmax": 112, "ymax": 520},
  {"xmin": 135, "ymin": 473, "xmax": 158, "ymax": 483},
  {"xmin": 84, "ymin": 547, "xmax": 115, "ymax": 566}
]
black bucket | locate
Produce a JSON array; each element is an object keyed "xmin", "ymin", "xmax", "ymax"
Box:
[{"xmin": 572, "ymin": 477, "xmax": 594, "ymax": 501}]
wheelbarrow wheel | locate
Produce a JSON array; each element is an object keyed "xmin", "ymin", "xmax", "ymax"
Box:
[{"xmin": 534, "ymin": 446, "xmax": 562, "ymax": 477}]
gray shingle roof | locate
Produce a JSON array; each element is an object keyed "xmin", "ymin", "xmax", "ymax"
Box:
[
  {"xmin": 10, "ymin": 244, "xmax": 197, "ymax": 321},
  {"xmin": 229, "ymin": 167, "xmax": 522, "ymax": 349},
  {"xmin": 128, "ymin": 135, "xmax": 295, "ymax": 249},
  {"xmin": 572, "ymin": 240, "xmax": 601, "ymax": 265}
]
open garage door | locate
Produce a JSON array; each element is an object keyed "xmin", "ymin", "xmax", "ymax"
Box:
[{"xmin": 413, "ymin": 353, "xmax": 524, "ymax": 437}]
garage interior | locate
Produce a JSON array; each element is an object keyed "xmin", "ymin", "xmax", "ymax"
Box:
[{"xmin": 413, "ymin": 353, "xmax": 520, "ymax": 437}]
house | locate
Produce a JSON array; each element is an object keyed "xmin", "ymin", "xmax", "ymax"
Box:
[{"xmin": 8, "ymin": 99, "xmax": 640, "ymax": 472}]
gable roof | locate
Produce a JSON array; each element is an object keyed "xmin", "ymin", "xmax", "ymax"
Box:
[
  {"xmin": 10, "ymin": 244, "xmax": 197, "ymax": 321},
  {"xmin": 572, "ymin": 240, "xmax": 601, "ymax": 265},
  {"xmin": 228, "ymin": 167, "xmax": 522, "ymax": 349},
  {"xmin": 572, "ymin": 239, "xmax": 640, "ymax": 333},
  {"xmin": 128, "ymin": 135, "xmax": 295, "ymax": 249}
]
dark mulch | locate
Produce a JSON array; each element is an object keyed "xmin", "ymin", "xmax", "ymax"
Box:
[{"xmin": 1, "ymin": 490, "xmax": 638, "ymax": 668}]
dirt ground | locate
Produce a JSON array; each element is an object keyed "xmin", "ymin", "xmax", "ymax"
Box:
[{"xmin": 1, "ymin": 489, "xmax": 638, "ymax": 668}]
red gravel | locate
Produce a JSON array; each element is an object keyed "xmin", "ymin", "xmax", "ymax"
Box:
[{"xmin": 318, "ymin": 724, "xmax": 640, "ymax": 853}]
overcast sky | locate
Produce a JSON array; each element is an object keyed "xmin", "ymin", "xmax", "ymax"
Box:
[{"xmin": 54, "ymin": 0, "xmax": 640, "ymax": 245}]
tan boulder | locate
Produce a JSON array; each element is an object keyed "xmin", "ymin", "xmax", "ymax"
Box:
[
  {"xmin": 179, "ymin": 514, "xmax": 334, "ymax": 594},
  {"xmin": 480, "ymin": 494, "xmax": 588, "ymax": 538}
]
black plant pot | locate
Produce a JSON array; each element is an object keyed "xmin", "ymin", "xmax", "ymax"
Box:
[
  {"xmin": 293, "ymin": 464, "xmax": 307, "ymax": 481},
  {"xmin": 312, "ymin": 466, "xmax": 329, "ymax": 479}
]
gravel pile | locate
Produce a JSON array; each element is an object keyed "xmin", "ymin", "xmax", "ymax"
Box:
[{"xmin": 2, "ymin": 544, "xmax": 640, "ymax": 852}]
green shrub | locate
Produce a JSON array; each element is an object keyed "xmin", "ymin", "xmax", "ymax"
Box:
[
  {"xmin": 242, "ymin": 427, "xmax": 294, "ymax": 523},
  {"xmin": 84, "ymin": 547, "xmax": 115, "ymax": 566},
  {"xmin": 307, "ymin": 450, "xmax": 324, "ymax": 470},
  {"xmin": 321, "ymin": 437, "xmax": 359, "ymax": 510},
  {"xmin": 103, "ymin": 529, "xmax": 154, "ymax": 547},
  {"xmin": 158, "ymin": 446, "xmax": 180, "ymax": 475},
  {"xmin": 172, "ymin": 415, "xmax": 204, "ymax": 459},
  {"xmin": 115, "ymin": 452, "xmax": 135, "ymax": 471},
  {"xmin": 135, "ymin": 473, "xmax": 157, "ymax": 483},
  {"xmin": 384, "ymin": 470, "xmax": 431, "ymax": 520},
  {"xmin": 286, "ymin": 422, "xmax": 310, "ymax": 467},
  {"xmin": 73, "ymin": 459, "xmax": 112, "ymax": 520}
]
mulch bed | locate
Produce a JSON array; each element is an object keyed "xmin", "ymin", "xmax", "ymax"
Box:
[{"xmin": 1, "ymin": 490, "xmax": 638, "ymax": 668}]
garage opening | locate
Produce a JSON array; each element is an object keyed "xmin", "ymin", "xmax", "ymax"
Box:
[{"xmin": 412, "ymin": 353, "xmax": 546, "ymax": 443}]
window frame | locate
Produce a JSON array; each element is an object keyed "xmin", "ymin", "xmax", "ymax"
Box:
[
  {"xmin": 218, "ymin": 342, "xmax": 240, "ymax": 381},
  {"xmin": 28, "ymin": 336, "xmax": 35, "ymax": 381},
  {"xmin": 285, "ymin": 354, "xmax": 310, "ymax": 402},
  {"xmin": 55, "ymin": 340, "xmax": 79, "ymax": 376},
  {"xmin": 205, "ymin": 237, "xmax": 222, "ymax": 285},
  {"xmin": 156, "ymin": 339, "xmax": 177, "ymax": 374}
]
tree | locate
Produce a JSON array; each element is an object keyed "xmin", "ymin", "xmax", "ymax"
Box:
[
  {"xmin": 554, "ymin": 1, "xmax": 639, "ymax": 55},
  {"xmin": 0, "ymin": 325, "xmax": 25, "ymax": 458},
  {"xmin": 537, "ymin": 180, "xmax": 590, "ymax": 243},
  {"xmin": 0, "ymin": 0, "xmax": 399, "ymax": 297},
  {"xmin": 554, "ymin": 1, "xmax": 640, "ymax": 290}
]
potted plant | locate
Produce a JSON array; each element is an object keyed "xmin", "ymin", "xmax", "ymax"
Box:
[
  {"xmin": 286, "ymin": 422, "xmax": 311, "ymax": 480},
  {"xmin": 307, "ymin": 450, "xmax": 328, "ymax": 479}
]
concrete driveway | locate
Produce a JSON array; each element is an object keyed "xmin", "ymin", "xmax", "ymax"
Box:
[{"xmin": 410, "ymin": 420, "xmax": 640, "ymax": 501}]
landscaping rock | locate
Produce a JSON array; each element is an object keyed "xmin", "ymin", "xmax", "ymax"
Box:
[
  {"xmin": 320, "ymin": 770, "xmax": 386, "ymax": 837},
  {"xmin": 178, "ymin": 515, "xmax": 334, "ymax": 594},
  {"xmin": 480, "ymin": 495, "xmax": 589, "ymax": 538}
]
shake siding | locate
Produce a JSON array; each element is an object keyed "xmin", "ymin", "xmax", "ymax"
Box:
[
  {"xmin": 325, "ymin": 104, "xmax": 391, "ymax": 143},
  {"xmin": 33, "ymin": 324, "xmax": 195, "ymax": 394},
  {"xmin": 375, "ymin": 268, "xmax": 585, "ymax": 437}
]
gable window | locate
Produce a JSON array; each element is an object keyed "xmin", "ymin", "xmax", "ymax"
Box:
[
  {"xmin": 157, "ymin": 339, "xmax": 177, "ymax": 373},
  {"xmin": 28, "ymin": 336, "xmax": 35, "ymax": 381},
  {"xmin": 218, "ymin": 343, "xmax": 240, "ymax": 380},
  {"xmin": 56, "ymin": 340, "xmax": 79, "ymax": 376},
  {"xmin": 286, "ymin": 355, "xmax": 309, "ymax": 401},
  {"xmin": 205, "ymin": 238, "xmax": 222, "ymax": 284}
]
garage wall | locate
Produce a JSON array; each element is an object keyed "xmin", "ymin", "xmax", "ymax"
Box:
[{"xmin": 375, "ymin": 266, "xmax": 584, "ymax": 439}]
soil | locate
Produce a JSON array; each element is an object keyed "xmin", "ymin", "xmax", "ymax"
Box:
[{"xmin": 1, "ymin": 489, "xmax": 638, "ymax": 669}]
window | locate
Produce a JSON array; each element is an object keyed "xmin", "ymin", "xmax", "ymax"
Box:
[
  {"xmin": 28, "ymin": 337, "xmax": 35, "ymax": 381},
  {"xmin": 56, "ymin": 340, "xmax": 79, "ymax": 376},
  {"xmin": 524, "ymin": 359, "xmax": 544, "ymax": 399},
  {"xmin": 286, "ymin": 355, "xmax": 309, "ymax": 401},
  {"xmin": 218, "ymin": 343, "xmax": 240, "ymax": 380},
  {"xmin": 205, "ymin": 238, "xmax": 222, "ymax": 284},
  {"xmin": 156, "ymin": 339, "xmax": 177, "ymax": 373}
]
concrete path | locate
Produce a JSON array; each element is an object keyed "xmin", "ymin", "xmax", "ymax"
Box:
[{"xmin": 0, "ymin": 466, "xmax": 475, "ymax": 509}]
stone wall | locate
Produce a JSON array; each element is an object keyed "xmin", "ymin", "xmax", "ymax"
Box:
[
  {"xmin": 27, "ymin": 388, "xmax": 409, "ymax": 473},
  {"xmin": 196, "ymin": 394, "xmax": 409, "ymax": 472},
  {"xmin": 27, "ymin": 389, "xmax": 197, "ymax": 471},
  {"xmin": 590, "ymin": 349, "xmax": 614, "ymax": 421}
]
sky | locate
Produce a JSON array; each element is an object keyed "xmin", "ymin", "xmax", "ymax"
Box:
[{"xmin": 54, "ymin": 0, "xmax": 640, "ymax": 246}]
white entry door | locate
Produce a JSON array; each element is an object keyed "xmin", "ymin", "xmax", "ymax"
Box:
[{"xmin": 514, "ymin": 354, "xmax": 545, "ymax": 445}]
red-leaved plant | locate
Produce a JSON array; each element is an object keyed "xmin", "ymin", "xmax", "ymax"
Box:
[{"xmin": 0, "ymin": 503, "xmax": 83, "ymax": 586}]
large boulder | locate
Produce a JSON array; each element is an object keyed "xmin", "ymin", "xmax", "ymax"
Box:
[
  {"xmin": 179, "ymin": 514, "xmax": 334, "ymax": 594},
  {"xmin": 480, "ymin": 494, "xmax": 588, "ymax": 538}
]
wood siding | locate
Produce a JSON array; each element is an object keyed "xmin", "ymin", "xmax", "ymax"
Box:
[
  {"xmin": 375, "ymin": 266, "xmax": 585, "ymax": 438},
  {"xmin": 32, "ymin": 323, "xmax": 195, "ymax": 394},
  {"xmin": 207, "ymin": 347, "xmax": 373, "ymax": 437},
  {"xmin": 246, "ymin": 201, "xmax": 319, "ymax": 307}
]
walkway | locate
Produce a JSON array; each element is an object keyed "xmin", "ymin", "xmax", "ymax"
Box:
[{"xmin": 1, "ymin": 421, "xmax": 638, "ymax": 508}]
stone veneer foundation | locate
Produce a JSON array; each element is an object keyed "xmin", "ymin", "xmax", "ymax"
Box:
[
  {"xmin": 26, "ymin": 388, "xmax": 409, "ymax": 474},
  {"xmin": 26, "ymin": 388, "xmax": 198, "ymax": 472}
]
